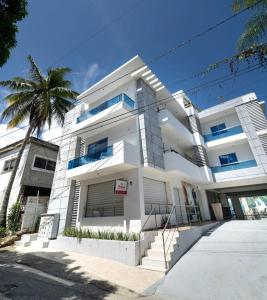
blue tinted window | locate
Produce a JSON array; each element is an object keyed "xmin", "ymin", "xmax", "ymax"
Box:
[
  {"xmin": 88, "ymin": 138, "xmax": 108, "ymax": 160},
  {"xmin": 211, "ymin": 123, "xmax": 226, "ymax": 136},
  {"xmin": 219, "ymin": 153, "xmax": 238, "ymax": 165}
]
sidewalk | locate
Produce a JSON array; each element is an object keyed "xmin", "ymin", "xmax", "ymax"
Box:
[{"xmin": 7, "ymin": 245, "xmax": 164, "ymax": 295}]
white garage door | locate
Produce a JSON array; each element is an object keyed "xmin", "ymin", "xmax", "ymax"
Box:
[
  {"xmin": 86, "ymin": 180, "xmax": 123, "ymax": 217},
  {"xmin": 144, "ymin": 178, "xmax": 168, "ymax": 214}
]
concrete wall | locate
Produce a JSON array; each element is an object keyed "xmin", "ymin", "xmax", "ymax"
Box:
[
  {"xmin": 169, "ymin": 222, "xmax": 219, "ymax": 269},
  {"xmin": 48, "ymin": 236, "xmax": 142, "ymax": 266},
  {"xmin": 20, "ymin": 143, "xmax": 58, "ymax": 188},
  {"xmin": 0, "ymin": 145, "xmax": 30, "ymax": 213}
]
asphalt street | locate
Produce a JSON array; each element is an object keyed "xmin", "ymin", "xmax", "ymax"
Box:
[{"xmin": 0, "ymin": 249, "xmax": 140, "ymax": 300}]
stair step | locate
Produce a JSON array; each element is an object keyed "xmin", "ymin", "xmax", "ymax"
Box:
[
  {"xmin": 154, "ymin": 235, "xmax": 178, "ymax": 243},
  {"xmin": 146, "ymin": 248, "xmax": 172, "ymax": 259},
  {"xmin": 15, "ymin": 241, "xmax": 30, "ymax": 247},
  {"xmin": 20, "ymin": 234, "xmax": 38, "ymax": 242},
  {"xmin": 142, "ymin": 257, "xmax": 169, "ymax": 270},
  {"xmin": 30, "ymin": 240, "xmax": 49, "ymax": 248}
]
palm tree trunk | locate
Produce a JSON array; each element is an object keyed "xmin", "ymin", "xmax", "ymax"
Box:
[{"xmin": 0, "ymin": 125, "xmax": 33, "ymax": 227}]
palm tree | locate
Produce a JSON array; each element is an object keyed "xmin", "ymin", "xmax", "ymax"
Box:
[
  {"xmin": 233, "ymin": 0, "xmax": 267, "ymax": 51},
  {"xmin": 0, "ymin": 55, "xmax": 78, "ymax": 226}
]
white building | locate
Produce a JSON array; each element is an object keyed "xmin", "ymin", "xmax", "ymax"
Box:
[
  {"xmin": 0, "ymin": 137, "xmax": 58, "ymax": 227},
  {"xmin": 47, "ymin": 55, "xmax": 267, "ymax": 236}
]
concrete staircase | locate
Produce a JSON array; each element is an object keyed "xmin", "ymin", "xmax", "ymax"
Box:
[
  {"xmin": 141, "ymin": 229, "xmax": 179, "ymax": 272},
  {"xmin": 15, "ymin": 234, "xmax": 49, "ymax": 249}
]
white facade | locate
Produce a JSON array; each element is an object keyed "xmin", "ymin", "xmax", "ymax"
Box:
[{"xmin": 47, "ymin": 56, "xmax": 267, "ymax": 235}]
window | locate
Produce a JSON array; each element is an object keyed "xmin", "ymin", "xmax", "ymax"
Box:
[
  {"xmin": 87, "ymin": 138, "xmax": 108, "ymax": 160},
  {"xmin": 219, "ymin": 153, "xmax": 238, "ymax": 165},
  {"xmin": 211, "ymin": 123, "xmax": 226, "ymax": 136},
  {"xmin": 33, "ymin": 156, "xmax": 56, "ymax": 172},
  {"xmin": 2, "ymin": 158, "xmax": 17, "ymax": 172}
]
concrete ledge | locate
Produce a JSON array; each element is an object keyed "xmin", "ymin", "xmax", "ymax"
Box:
[
  {"xmin": 169, "ymin": 222, "xmax": 219, "ymax": 269},
  {"xmin": 48, "ymin": 236, "xmax": 140, "ymax": 266}
]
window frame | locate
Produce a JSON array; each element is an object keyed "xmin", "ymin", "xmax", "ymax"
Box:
[
  {"xmin": 219, "ymin": 153, "xmax": 238, "ymax": 166},
  {"xmin": 2, "ymin": 158, "xmax": 17, "ymax": 173},
  {"xmin": 31, "ymin": 154, "xmax": 56, "ymax": 173},
  {"xmin": 210, "ymin": 123, "xmax": 227, "ymax": 136}
]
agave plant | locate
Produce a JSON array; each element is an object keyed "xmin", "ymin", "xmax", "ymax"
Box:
[{"xmin": 0, "ymin": 55, "xmax": 78, "ymax": 226}]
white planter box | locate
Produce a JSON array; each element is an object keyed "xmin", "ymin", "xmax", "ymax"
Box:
[{"xmin": 48, "ymin": 236, "xmax": 141, "ymax": 266}]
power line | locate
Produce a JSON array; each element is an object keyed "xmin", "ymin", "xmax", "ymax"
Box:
[
  {"xmin": 32, "ymin": 64, "xmax": 263, "ymax": 146},
  {"xmin": 76, "ymin": 2, "xmax": 259, "ymax": 103},
  {"xmin": 0, "ymin": 62, "xmax": 262, "ymax": 143}
]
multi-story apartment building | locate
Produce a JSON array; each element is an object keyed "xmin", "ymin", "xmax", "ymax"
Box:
[
  {"xmin": 0, "ymin": 137, "xmax": 58, "ymax": 225},
  {"xmin": 47, "ymin": 55, "xmax": 267, "ymax": 235}
]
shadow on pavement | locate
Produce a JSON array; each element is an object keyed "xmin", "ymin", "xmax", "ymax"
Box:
[{"xmin": 0, "ymin": 248, "xmax": 127, "ymax": 299}]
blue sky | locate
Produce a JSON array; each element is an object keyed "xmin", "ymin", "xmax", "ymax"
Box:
[{"xmin": 0, "ymin": 0, "xmax": 266, "ymax": 114}]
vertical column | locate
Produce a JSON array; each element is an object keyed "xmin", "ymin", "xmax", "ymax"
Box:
[
  {"xmin": 47, "ymin": 106, "xmax": 82, "ymax": 235},
  {"xmin": 136, "ymin": 79, "xmax": 164, "ymax": 169},
  {"xmin": 230, "ymin": 195, "xmax": 245, "ymax": 220},
  {"xmin": 235, "ymin": 101, "xmax": 267, "ymax": 174},
  {"xmin": 199, "ymin": 190, "xmax": 211, "ymax": 221}
]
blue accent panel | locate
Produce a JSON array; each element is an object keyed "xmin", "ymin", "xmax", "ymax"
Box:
[
  {"xmin": 77, "ymin": 93, "xmax": 135, "ymax": 123},
  {"xmin": 124, "ymin": 94, "xmax": 135, "ymax": 108},
  {"xmin": 211, "ymin": 159, "xmax": 257, "ymax": 173},
  {"xmin": 203, "ymin": 125, "xmax": 243, "ymax": 142},
  {"xmin": 68, "ymin": 145, "xmax": 113, "ymax": 170}
]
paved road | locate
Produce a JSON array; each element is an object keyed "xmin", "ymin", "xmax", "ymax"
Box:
[
  {"xmin": 155, "ymin": 220, "xmax": 267, "ymax": 300},
  {"xmin": 0, "ymin": 249, "xmax": 140, "ymax": 299}
]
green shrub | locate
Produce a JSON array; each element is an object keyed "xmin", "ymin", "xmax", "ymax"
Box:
[
  {"xmin": 0, "ymin": 227, "xmax": 7, "ymax": 238},
  {"xmin": 64, "ymin": 227, "xmax": 138, "ymax": 241},
  {"xmin": 7, "ymin": 200, "xmax": 21, "ymax": 233}
]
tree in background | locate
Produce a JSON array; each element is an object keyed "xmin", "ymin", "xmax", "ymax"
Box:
[
  {"xmin": 0, "ymin": 0, "xmax": 28, "ymax": 67},
  {"xmin": 233, "ymin": 0, "xmax": 267, "ymax": 51},
  {"xmin": 0, "ymin": 56, "xmax": 78, "ymax": 226}
]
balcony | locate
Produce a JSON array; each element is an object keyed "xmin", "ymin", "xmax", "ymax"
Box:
[
  {"xmin": 203, "ymin": 125, "xmax": 243, "ymax": 143},
  {"xmin": 211, "ymin": 159, "xmax": 257, "ymax": 173},
  {"xmin": 71, "ymin": 94, "xmax": 135, "ymax": 135},
  {"xmin": 66, "ymin": 141, "xmax": 139, "ymax": 181},
  {"xmin": 159, "ymin": 109, "xmax": 194, "ymax": 147},
  {"xmin": 164, "ymin": 149, "xmax": 213, "ymax": 183}
]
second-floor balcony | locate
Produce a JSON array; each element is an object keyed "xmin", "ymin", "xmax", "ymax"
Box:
[
  {"xmin": 72, "ymin": 93, "xmax": 135, "ymax": 135},
  {"xmin": 66, "ymin": 140, "xmax": 139, "ymax": 181},
  {"xmin": 203, "ymin": 125, "xmax": 243, "ymax": 143},
  {"xmin": 164, "ymin": 148, "xmax": 213, "ymax": 183},
  {"xmin": 211, "ymin": 159, "xmax": 257, "ymax": 173}
]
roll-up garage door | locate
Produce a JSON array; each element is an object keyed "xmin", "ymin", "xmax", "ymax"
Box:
[
  {"xmin": 144, "ymin": 178, "xmax": 167, "ymax": 214},
  {"xmin": 85, "ymin": 180, "xmax": 123, "ymax": 217}
]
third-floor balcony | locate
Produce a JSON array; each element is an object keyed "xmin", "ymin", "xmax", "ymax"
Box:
[
  {"xmin": 71, "ymin": 93, "xmax": 135, "ymax": 135},
  {"xmin": 203, "ymin": 125, "xmax": 243, "ymax": 143}
]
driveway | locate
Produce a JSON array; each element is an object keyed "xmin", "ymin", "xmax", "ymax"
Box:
[{"xmin": 155, "ymin": 220, "xmax": 267, "ymax": 300}]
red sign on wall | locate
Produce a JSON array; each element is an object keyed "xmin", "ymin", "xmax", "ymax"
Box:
[{"xmin": 114, "ymin": 180, "xmax": 128, "ymax": 195}]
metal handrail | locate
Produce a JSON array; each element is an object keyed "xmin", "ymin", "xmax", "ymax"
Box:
[
  {"xmin": 161, "ymin": 206, "xmax": 179, "ymax": 269},
  {"xmin": 138, "ymin": 206, "xmax": 157, "ymax": 264}
]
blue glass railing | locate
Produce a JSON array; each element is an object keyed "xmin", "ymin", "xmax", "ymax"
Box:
[
  {"xmin": 203, "ymin": 125, "xmax": 243, "ymax": 142},
  {"xmin": 211, "ymin": 159, "xmax": 257, "ymax": 173},
  {"xmin": 77, "ymin": 93, "xmax": 135, "ymax": 124},
  {"xmin": 68, "ymin": 146, "xmax": 113, "ymax": 169}
]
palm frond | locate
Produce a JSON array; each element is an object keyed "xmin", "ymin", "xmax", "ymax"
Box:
[
  {"xmin": 0, "ymin": 77, "xmax": 36, "ymax": 91},
  {"xmin": 49, "ymin": 87, "xmax": 78, "ymax": 99},
  {"xmin": 233, "ymin": 0, "xmax": 267, "ymax": 12},
  {"xmin": 27, "ymin": 55, "xmax": 45, "ymax": 85},
  {"xmin": 237, "ymin": 11, "xmax": 267, "ymax": 50}
]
